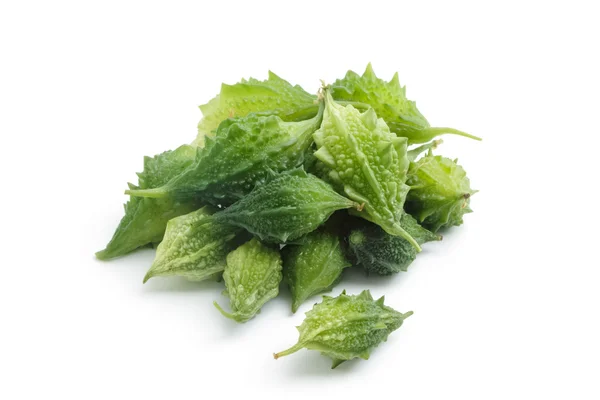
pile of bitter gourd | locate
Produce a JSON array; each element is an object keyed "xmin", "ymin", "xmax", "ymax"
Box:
[{"xmin": 97, "ymin": 64, "xmax": 479, "ymax": 368}]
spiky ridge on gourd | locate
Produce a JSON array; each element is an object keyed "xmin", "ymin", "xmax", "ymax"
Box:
[
  {"xmin": 348, "ymin": 215, "xmax": 440, "ymax": 275},
  {"xmin": 143, "ymin": 206, "xmax": 244, "ymax": 283},
  {"xmin": 283, "ymin": 230, "xmax": 350, "ymax": 313},
  {"xmin": 274, "ymin": 290, "xmax": 412, "ymax": 368},
  {"xmin": 313, "ymin": 90, "xmax": 420, "ymax": 251},
  {"xmin": 194, "ymin": 72, "xmax": 318, "ymax": 147},
  {"xmin": 127, "ymin": 104, "xmax": 324, "ymax": 205},
  {"xmin": 331, "ymin": 63, "xmax": 480, "ymax": 144},
  {"xmin": 212, "ymin": 169, "xmax": 357, "ymax": 243},
  {"xmin": 214, "ymin": 238, "xmax": 283, "ymax": 323},
  {"xmin": 96, "ymin": 145, "xmax": 202, "ymax": 260},
  {"xmin": 406, "ymin": 152, "xmax": 476, "ymax": 232}
]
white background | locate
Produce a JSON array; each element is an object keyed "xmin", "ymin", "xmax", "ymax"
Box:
[{"xmin": 1, "ymin": 1, "xmax": 599, "ymax": 399}]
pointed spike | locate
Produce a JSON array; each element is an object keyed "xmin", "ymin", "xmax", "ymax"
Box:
[
  {"xmin": 391, "ymin": 136, "xmax": 408, "ymax": 153},
  {"xmin": 377, "ymin": 141, "xmax": 394, "ymax": 167},
  {"xmin": 313, "ymin": 147, "xmax": 336, "ymax": 168},
  {"xmin": 268, "ymin": 71, "xmax": 283, "ymax": 81},
  {"xmin": 358, "ymin": 290, "xmax": 373, "ymax": 301},
  {"xmin": 376, "ymin": 296, "xmax": 385, "ymax": 306},
  {"xmin": 390, "ymin": 72, "xmax": 401, "ymax": 89},
  {"xmin": 364, "ymin": 62, "xmax": 375, "ymax": 78},
  {"xmin": 331, "ymin": 359, "xmax": 345, "ymax": 369},
  {"xmin": 361, "ymin": 108, "xmax": 378, "ymax": 130},
  {"xmin": 376, "ymin": 141, "xmax": 393, "ymax": 154}
]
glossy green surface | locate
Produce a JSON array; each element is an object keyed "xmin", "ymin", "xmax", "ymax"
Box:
[
  {"xmin": 213, "ymin": 170, "xmax": 357, "ymax": 243},
  {"xmin": 274, "ymin": 290, "xmax": 412, "ymax": 368},
  {"xmin": 194, "ymin": 72, "xmax": 317, "ymax": 147},
  {"xmin": 128, "ymin": 104, "xmax": 323, "ymax": 206},
  {"xmin": 406, "ymin": 152, "xmax": 476, "ymax": 232},
  {"xmin": 214, "ymin": 238, "xmax": 282, "ymax": 323},
  {"xmin": 313, "ymin": 90, "xmax": 420, "ymax": 250},
  {"xmin": 96, "ymin": 145, "xmax": 202, "ymax": 260},
  {"xmin": 348, "ymin": 215, "xmax": 440, "ymax": 275},
  {"xmin": 283, "ymin": 230, "xmax": 350, "ymax": 313},
  {"xmin": 143, "ymin": 206, "xmax": 243, "ymax": 283},
  {"xmin": 331, "ymin": 64, "xmax": 480, "ymax": 144}
]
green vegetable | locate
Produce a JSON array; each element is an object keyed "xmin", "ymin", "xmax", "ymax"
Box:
[
  {"xmin": 143, "ymin": 206, "xmax": 244, "ymax": 283},
  {"xmin": 274, "ymin": 290, "xmax": 412, "ymax": 368},
  {"xmin": 214, "ymin": 238, "xmax": 283, "ymax": 323},
  {"xmin": 283, "ymin": 230, "xmax": 350, "ymax": 313},
  {"xmin": 96, "ymin": 145, "xmax": 202, "ymax": 260},
  {"xmin": 331, "ymin": 64, "xmax": 480, "ymax": 144},
  {"xmin": 127, "ymin": 103, "xmax": 324, "ymax": 206},
  {"xmin": 406, "ymin": 151, "xmax": 476, "ymax": 232},
  {"xmin": 212, "ymin": 169, "xmax": 357, "ymax": 243},
  {"xmin": 194, "ymin": 72, "xmax": 317, "ymax": 147},
  {"xmin": 98, "ymin": 66, "xmax": 479, "ymax": 367},
  {"xmin": 313, "ymin": 90, "xmax": 420, "ymax": 251},
  {"xmin": 348, "ymin": 215, "xmax": 440, "ymax": 275}
]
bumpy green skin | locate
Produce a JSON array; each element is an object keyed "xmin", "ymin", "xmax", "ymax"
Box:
[
  {"xmin": 313, "ymin": 90, "xmax": 420, "ymax": 251},
  {"xmin": 283, "ymin": 230, "xmax": 350, "ymax": 313},
  {"xmin": 193, "ymin": 72, "xmax": 317, "ymax": 147},
  {"xmin": 331, "ymin": 64, "xmax": 479, "ymax": 144},
  {"xmin": 274, "ymin": 290, "xmax": 412, "ymax": 368},
  {"xmin": 143, "ymin": 206, "xmax": 244, "ymax": 283},
  {"xmin": 213, "ymin": 170, "xmax": 357, "ymax": 243},
  {"xmin": 214, "ymin": 238, "xmax": 283, "ymax": 323},
  {"xmin": 96, "ymin": 145, "xmax": 202, "ymax": 260},
  {"xmin": 128, "ymin": 104, "xmax": 323, "ymax": 206},
  {"xmin": 348, "ymin": 215, "xmax": 440, "ymax": 275},
  {"xmin": 406, "ymin": 153, "xmax": 476, "ymax": 232}
]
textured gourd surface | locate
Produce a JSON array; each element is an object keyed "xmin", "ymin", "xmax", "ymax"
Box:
[
  {"xmin": 214, "ymin": 170, "xmax": 356, "ymax": 243},
  {"xmin": 214, "ymin": 238, "xmax": 282, "ymax": 323},
  {"xmin": 129, "ymin": 106, "xmax": 323, "ymax": 205},
  {"xmin": 331, "ymin": 63, "xmax": 429, "ymax": 140},
  {"xmin": 348, "ymin": 214, "xmax": 440, "ymax": 275},
  {"xmin": 96, "ymin": 145, "xmax": 202, "ymax": 260},
  {"xmin": 275, "ymin": 290, "xmax": 412, "ymax": 368},
  {"xmin": 313, "ymin": 90, "xmax": 419, "ymax": 249},
  {"xmin": 406, "ymin": 153, "xmax": 475, "ymax": 232},
  {"xmin": 283, "ymin": 230, "xmax": 350, "ymax": 312},
  {"xmin": 194, "ymin": 72, "xmax": 317, "ymax": 146},
  {"xmin": 143, "ymin": 206, "xmax": 243, "ymax": 283},
  {"xmin": 331, "ymin": 63, "xmax": 478, "ymax": 144}
]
